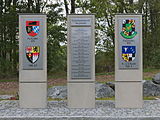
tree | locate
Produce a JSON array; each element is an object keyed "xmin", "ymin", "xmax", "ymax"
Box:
[
  {"xmin": 63, "ymin": 0, "xmax": 76, "ymax": 15},
  {"xmin": 75, "ymin": 0, "xmax": 160, "ymax": 72},
  {"xmin": 0, "ymin": 0, "xmax": 18, "ymax": 78},
  {"xmin": 0, "ymin": 0, "xmax": 67, "ymax": 78},
  {"xmin": 47, "ymin": 3, "xmax": 67, "ymax": 73}
]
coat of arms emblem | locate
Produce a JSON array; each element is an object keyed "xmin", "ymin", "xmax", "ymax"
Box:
[
  {"xmin": 120, "ymin": 19, "xmax": 137, "ymax": 39},
  {"xmin": 26, "ymin": 46, "xmax": 40, "ymax": 63},
  {"xmin": 122, "ymin": 46, "xmax": 136, "ymax": 62},
  {"xmin": 26, "ymin": 21, "xmax": 40, "ymax": 37}
]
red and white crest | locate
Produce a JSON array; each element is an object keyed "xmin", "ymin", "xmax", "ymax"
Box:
[{"xmin": 26, "ymin": 21, "xmax": 40, "ymax": 37}]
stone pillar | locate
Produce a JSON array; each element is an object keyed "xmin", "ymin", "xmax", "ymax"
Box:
[
  {"xmin": 67, "ymin": 14, "xmax": 95, "ymax": 108},
  {"xmin": 115, "ymin": 14, "xmax": 143, "ymax": 108},
  {"xmin": 19, "ymin": 14, "xmax": 47, "ymax": 108}
]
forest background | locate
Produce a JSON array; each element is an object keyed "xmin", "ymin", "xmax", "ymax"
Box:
[{"xmin": 0, "ymin": 0, "xmax": 160, "ymax": 79}]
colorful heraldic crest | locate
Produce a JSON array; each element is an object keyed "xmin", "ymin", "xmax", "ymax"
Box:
[
  {"xmin": 26, "ymin": 46, "xmax": 40, "ymax": 64},
  {"xmin": 120, "ymin": 19, "xmax": 137, "ymax": 39},
  {"xmin": 122, "ymin": 46, "xmax": 136, "ymax": 62},
  {"xmin": 26, "ymin": 21, "xmax": 40, "ymax": 37}
]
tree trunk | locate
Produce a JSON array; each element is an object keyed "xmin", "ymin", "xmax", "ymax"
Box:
[
  {"xmin": 35, "ymin": 0, "xmax": 40, "ymax": 13},
  {"xmin": 71, "ymin": 0, "xmax": 75, "ymax": 14},
  {"xmin": 64, "ymin": 0, "xmax": 69, "ymax": 15}
]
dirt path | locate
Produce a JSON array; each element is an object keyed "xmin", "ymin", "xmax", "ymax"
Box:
[{"xmin": 0, "ymin": 82, "xmax": 18, "ymax": 95}]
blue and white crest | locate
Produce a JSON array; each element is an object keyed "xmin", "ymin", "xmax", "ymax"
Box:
[{"xmin": 122, "ymin": 46, "xmax": 136, "ymax": 62}]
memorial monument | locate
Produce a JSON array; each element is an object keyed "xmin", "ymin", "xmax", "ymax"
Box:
[
  {"xmin": 67, "ymin": 14, "xmax": 95, "ymax": 108},
  {"xmin": 19, "ymin": 14, "xmax": 47, "ymax": 108},
  {"xmin": 115, "ymin": 14, "xmax": 143, "ymax": 108}
]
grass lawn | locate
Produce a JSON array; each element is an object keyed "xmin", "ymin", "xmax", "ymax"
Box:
[
  {"xmin": 96, "ymin": 96, "xmax": 159, "ymax": 100},
  {"xmin": 47, "ymin": 96, "xmax": 159, "ymax": 101}
]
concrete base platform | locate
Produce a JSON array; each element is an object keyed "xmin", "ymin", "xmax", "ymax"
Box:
[
  {"xmin": 68, "ymin": 83, "xmax": 95, "ymax": 108},
  {"xmin": 115, "ymin": 81, "xmax": 143, "ymax": 108},
  {"xmin": 19, "ymin": 83, "xmax": 47, "ymax": 108},
  {"xmin": 0, "ymin": 100, "xmax": 159, "ymax": 120}
]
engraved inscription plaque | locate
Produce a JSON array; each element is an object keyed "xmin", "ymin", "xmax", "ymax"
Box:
[{"xmin": 71, "ymin": 27, "xmax": 92, "ymax": 79}]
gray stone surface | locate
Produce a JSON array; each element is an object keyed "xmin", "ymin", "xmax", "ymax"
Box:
[
  {"xmin": 48, "ymin": 86, "xmax": 67, "ymax": 99},
  {"xmin": 0, "ymin": 117, "xmax": 159, "ymax": 120},
  {"xmin": 152, "ymin": 73, "xmax": 160, "ymax": 85},
  {"xmin": 96, "ymin": 83, "xmax": 115, "ymax": 98},
  {"xmin": 0, "ymin": 100, "xmax": 159, "ymax": 120},
  {"xmin": 106, "ymin": 82, "xmax": 115, "ymax": 90},
  {"xmin": 143, "ymin": 80, "xmax": 160, "ymax": 96},
  {"xmin": 48, "ymin": 83, "xmax": 115, "ymax": 99}
]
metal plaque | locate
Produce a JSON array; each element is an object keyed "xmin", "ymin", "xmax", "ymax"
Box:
[
  {"xmin": 117, "ymin": 16, "xmax": 141, "ymax": 69},
  {"xmin": 71, "ymin": 27, "xmax": 92, "ymax": 79},
  {"xmin": 68, "ymin": 15, "xmax": 94, "ymax": 80},
  {"xmin": 20, "ymin": 17, "xmax": 45, "ymax": 70},
  {"xmin": 70, "ymin": 18, "xmax": 91, "ymax": 26}
]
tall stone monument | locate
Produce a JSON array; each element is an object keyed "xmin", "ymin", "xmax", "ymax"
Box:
[
  {"xmin": 67, "ymin": 14, "xmax": 95, "ymax": 108},
  {"xmin": 19, "ymin": 14, "xmax": 47, "ymax": 108},
  {"xmin": 115, "ymin": 14, "xmax": 143, "ymax": 108}
]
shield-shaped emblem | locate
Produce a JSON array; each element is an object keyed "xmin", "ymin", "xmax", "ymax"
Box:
[
  {"xmin": 122, "ymin": 46, "xmax": 136, "ymax": 62},
  {"xmin": 120, "ymin": 19, "xmax": 137, "ymax": 39},
  {"xmin": 26, "ymin": 46, "xmax": 40, "ymax": 63},
  {"xmin": 26, "ymin": 21, "xmax": 40, "ymax": 37}
]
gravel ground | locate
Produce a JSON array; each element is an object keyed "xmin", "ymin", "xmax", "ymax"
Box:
[{"xmin": 0, "ymin": 100, "xmax": 159, "ymax": 120}]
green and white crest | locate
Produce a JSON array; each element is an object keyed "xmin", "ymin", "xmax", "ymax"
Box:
[{"xmin": 120, "ymin": 19, "xmax": 137, "ymax": 39}]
